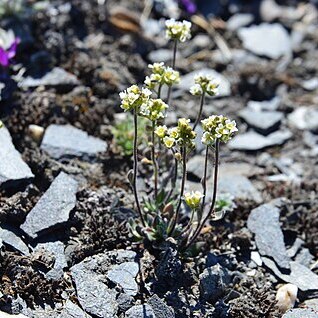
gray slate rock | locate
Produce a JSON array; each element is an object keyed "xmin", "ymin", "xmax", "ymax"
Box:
[
  {"xmin": 177, "ymin": 68, "xmax": 231, "ymax": 97},
  {"xmin": 287, "ymin": 238, "xmax": 304, "ymax": 258},
  {"xmin": 227, "ymin": 14, "xmax": 254, "ymax": 31},
  {"xmin": 303, "ymin": 299, "xmax": 318, "ymax": 312},
  {"xmin": 125, "ymin": 305, "xmax": 155, "ymax": 318},
  {"xmin": 263, "ymin": 257, "xmax": 318, "ymax": 291},
  {"xmin": 238, "ymin": 23, "xmax": 292, "ymax": 59},
  {"xmin": 187, "ymin": 155, "xmax": 211, "ymax": 181},
  {"xmin": 148, "ymin": 49, "xmax": 181, "ymax": 63},
  {"xmin": 228, "ymin": 130, "xmax": 292, "ymax": 151},
  {"xmin": 239, "ymin": 109, "xmax": 283, "ymax": 135},
  {"xmin": 199, "ymin": 264, "xmax": 232, "ymax": 303},
  {"xmin": 19, "ymin": 67, "xmax": 79, "ymax": 88},
  {"xmin": 70, "ymin": 254, "xmax": 118, "ymax": 318},
  {"xmin": 218, "ymin": 175, "xmax": 262, "ymax": 203},
  {"xmin": 107, "ymin": 262, "xmax": 139, "ymax": 296},
  {"xmin": 247, "ymin": 97, "xmax": 281, "ymax": 111},
  {"xmin": 33, "ymin": 241, "xmax": 67, "ymax": 280},
  {"xmin": 59, "ymin": 300, "xmax": 92, "ymax": 318},
  {"xmin": 248, "ymin": 202, "xmax": 290, "ymax": 269},
  {"xmin": 0, "ymin": 226, "xmax": 29, "ymax": 255},
  {"xmin": 282, "ymin": 308, "xmax": 318, "ymax": 318},
  {"xmin": 288, "ymin": 107, "xmax": 318, "ymax": 132},
  {"xmin": 21, "ymin": 172, "xmax": 78, "ymax": 239},
  {"xmin": 294, "ymin": 248, "xmax": 314, "ymax": 268},
  {"xmin": 41, "ymin": 125, "xmax": 107, "ymax": 160},
  {"xmin": 0, "ymin": 126, "xmax": 34, "ymax": 188},
  {"xmin": 148, "ymin": 295, "xmax": 175, "ymax": 318}
]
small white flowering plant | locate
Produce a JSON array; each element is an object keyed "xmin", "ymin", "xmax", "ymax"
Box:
[{"xmin": 118, "ymin": 19, "xmax": 238, "ymax": 251}]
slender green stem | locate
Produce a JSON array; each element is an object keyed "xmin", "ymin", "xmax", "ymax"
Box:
[
  {"xmin": 172, "ymin": 40, "xmax": 178, "ymax": 69},
  {"xmin": 169, "ymin": 145, "xmax": 186, "ymax": 235},
  {"xmin": 193, "ymin": 92, "xmax": 205, "ymax": 130},
  {"xmin": 151, "ymin": 121, "xmax": 158, "ymax": 199},
  {"xmin": 133, "ymin": 110, "xmax": 146, "ymax": 227},
  {"xmin": 181, "ymin": 208, "xmax": 197, "ymax": 236},
  {"xmin": 167, "ymin": 40, "xmax": 178, "ymax": 106},
  {"xmin": 185, "ymin": 140, "xmax": 220, "ymax": 249}
]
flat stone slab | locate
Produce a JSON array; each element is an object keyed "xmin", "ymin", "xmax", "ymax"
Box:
[
  {"xmin": 239, "ymin": 109, "xmax": 283, "ymax": 135},
  {"xmin": 148, "ymin": 295, "xmax": 175, "ymax": 318},
  {"xmin": 218, "ymin": 175, "xmax": 262, "ymax": 203},
  {"xmin": 41, "ymin": 125, "xmax": 107, "ymax": 160},
  {"xmin": 187, "ymin": 155, "xmax": 212, "ymax": 181},
  {"xmin": 33, "ymin": 241, "xmax": 67, "ymax": 280},
  {"xmin": 227, "ymin": 13, "xmax": 254, "ymax": 31},
  {"xmin": 19, "ymin": 67, "xmax": 79, "ymax": 88},
  {"xmin": 263, "ymin": 257, "xmax": 318, "ymax": 291},
  {"xmin": 288, "ymin": 106, "xmax": 318, "ymax": 133},
  {"xmin": 0, "ymin": 126, "xmax": 34, "ymax": 188},
  {"xmin": 248, "ymin": 202, "xmax": 290, "ymax": 269},
  {"xmin": 228, "ymin": 130, "xmax": 292, "ymax": 151},
  {"xmin": 21, "ymin": 172, "xmax": 78, "ymax": 239},
  {"xmin": 59, "ymin": 300, "xmax": 92, "ymax": 318},
  {"xmin": 177, "ymin": 68, "xmax": 231, "ymax": 97},
  {"xmin": 0, "ymin": 226, "xmax": 29, "ymax": 255},
  {"xmin": 238, "ymin": 23, "xmax": 292, "ymax": 59},
  {"xmin": 70, "ymin": 254, "xmax": 118, "ymax": 318},
  {"xmin": 247, "ymin": 97, "xmax": 281, "ymax": 111},
  {"xmin": 125, "ymin": 305, "xmax": 155, "ymax": 318},
  {"xmin": 107, "ymin": 262, "xmax": 139, "ymax": 296},
  {"xmin": 283, "ymin": 309, "xmax": 318, "ymax": 318}
]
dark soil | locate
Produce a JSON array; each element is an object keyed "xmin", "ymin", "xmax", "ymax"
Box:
[{"xmin": 0, "ymin": 0, "xmax": 317, "ymax": 317}]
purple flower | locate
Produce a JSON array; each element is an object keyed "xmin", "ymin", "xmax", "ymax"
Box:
[
  {"xmin": 179, "ymin": 0, "xmax": 197, "ymax": 14},
  {"xmin": 0, "ymin": 29, "xmax": 19, "ymax": 67},
  {"xmin": 0, "ymin": 39, "xmax": 19, "ymax": 67}
]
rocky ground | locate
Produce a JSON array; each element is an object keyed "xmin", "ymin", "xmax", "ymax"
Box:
[{"xmin": 0, "ymin": 0, "xmax": 318, "ymax": 317}]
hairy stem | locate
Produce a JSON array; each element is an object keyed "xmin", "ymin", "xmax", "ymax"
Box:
[
  {"xmin": 158, "ymin": 83, "xmax": 162, "ymax": 99},
  {"xmin": 133, "ymin": 110, "xmax": 146, "ymax": 227},
  {"xmin": 193, "ymin": 92, "xmax": 205, "ymax": 130},
  {"xmin": 199, "ymin": 145, "xmax": 209, "ymax": 222},
  {"xmin": 169, "ymin": 145, "xmax": 186, "ymax": 235},
  {"xmin": 165, "ymin": 148, "xmax": 178, "ymax": 204},
  {"xmin": 185, "ymin": 140, "xmax": 220, "ymax": 249},
  {"xmin": 151, "ymin": 121, "xmax": 158, "ymax": 199}
]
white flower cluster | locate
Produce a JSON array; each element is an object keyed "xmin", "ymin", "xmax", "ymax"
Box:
[
  {"xmin": 119, "ymin": 85, "xmax": 152, "ymax": 112},
  {"xmin": 190, "ymin": 74, "xmax": 219, "ymax": 96},
  {"xmin": 155, "ymin": 118, "xmax": 196, "ymax": 149},
  {"xmin": 165, "ymin": 19, "xmax": 192, "ymax": 42},
  {"xmin": 140, "ymin": 98, "xmax": 168, "ymax": 122},
  {"xmin": 201, "ymin": 115, "xmax": 238, "ymax": 145},
  {"xmin": 144, "ymin": 62, "xmax": 180, "ymax": 90}
]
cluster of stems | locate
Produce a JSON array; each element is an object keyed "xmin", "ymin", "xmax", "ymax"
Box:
[{"xmin": 120, "ymin": 19, "xmax": 237, "ymax": 249}]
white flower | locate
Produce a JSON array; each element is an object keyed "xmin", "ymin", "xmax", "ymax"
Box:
[
  {"xmin": 165, "ymin": 19, "xmax": 192, "ymax": 42},
  {"xmin": 0, "ymin": 28, "xmax": 15, "ymax": 50},
  {"xmin": 119, "ymin": 85, "xmax": 152, "ymax": 112},
  {"xmin": 184, "ymin": 191, "xmax": 204, "ymax": 209},
  {"xmin": 145, "ymin": 63, "xmax": 180, "ymax": 89},
  {"xmin": 192, "ymin": 73, "xmax": 219, "ymax": 96},
  {"xmin": 190, "ymin": 84, "xmax": 203, "ymax": 96},
  {"xmin": 201, "ymin": 115, "xmax": 238, "ymax": 144},
  {"xmin": 139, "ymin": 98, "xmax": 168, "ymax": 121}
]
